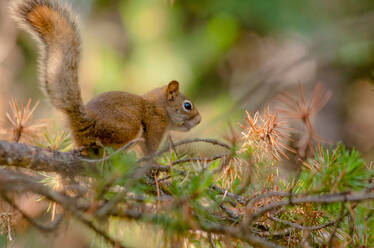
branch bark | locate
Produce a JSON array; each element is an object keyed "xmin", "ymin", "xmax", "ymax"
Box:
[
  {"xmin": 0, "ymin": 138, "xmax": 230, "ymax": 175},
  {"xmin": 0, "ymin": 139, "xmax": 87, "ymax": 175}
]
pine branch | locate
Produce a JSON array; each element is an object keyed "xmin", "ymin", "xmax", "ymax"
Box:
[
  {"xmin": 248, "ymin": 191, "xmax": 374, "ymax": 222},
  {"xmin": 0, "ymin": 139, "xmax": 87, "ymax": 175}
]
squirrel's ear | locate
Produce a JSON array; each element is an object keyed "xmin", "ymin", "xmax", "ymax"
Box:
[{"xmin": 167, "ymin": 80, "xmax": 180, "ymax": 101}]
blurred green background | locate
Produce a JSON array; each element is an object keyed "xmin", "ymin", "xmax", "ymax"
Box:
[{"xmin": 1, "ymin": 0, "xmax": 374, "ymax": 159}]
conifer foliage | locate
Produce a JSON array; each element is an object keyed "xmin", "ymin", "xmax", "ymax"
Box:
[{"xmin": 0, "ymin": 84, "xmax": 373, "ymax": 247}]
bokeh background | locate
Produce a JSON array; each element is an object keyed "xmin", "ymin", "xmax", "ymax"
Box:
[{"xmin": 1, "ymin": 0, "xmax": 374, "ymax": 159}]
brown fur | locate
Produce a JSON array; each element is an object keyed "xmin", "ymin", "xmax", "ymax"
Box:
[{"xmin": 11, "ymin": 0, "xmax": 201, "ymax": 154}]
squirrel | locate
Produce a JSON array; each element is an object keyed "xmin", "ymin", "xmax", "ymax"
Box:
[{"xmin": 11, "ymin": 0, "xmax": 201, "ymax": 155}]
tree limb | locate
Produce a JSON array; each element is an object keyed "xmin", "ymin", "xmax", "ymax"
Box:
[
  {"xmin": 248, "ymin": 191, "xmax": 374, "ymax": 222},
  {"xmin": 0, "ymin": 168, "xmax": 127, "ymax": 248},
  {"xmin": 0, "ymin": 139, "xmax": 87, "ymax": 175}
]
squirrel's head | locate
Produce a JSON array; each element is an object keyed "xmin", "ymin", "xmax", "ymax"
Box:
[{"xmin": 165, "ymin": 80, "xmax": 201, "ymax": 132}]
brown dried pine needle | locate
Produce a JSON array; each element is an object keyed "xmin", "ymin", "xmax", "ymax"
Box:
[
  {"xmin": 277, "ymin": 82, "xmax": 331, "ymax": 159},
  {"xmin": 1, "ymin": 98, "xmax": 46, "ymax": 143},
  {"xmin": 219, "ymin": 123, "xmax": 248, "ymax": 189},
  {"xmin": 219, "ymin": 155, "xmax": 246, "ymax": 189},
  {"xmin": 240, "ymin": 107, "xmax": 295, "ymax": 162},
  {"xmin": 278, "ymin": 82, "xmax": 331, "ymax": 141}
]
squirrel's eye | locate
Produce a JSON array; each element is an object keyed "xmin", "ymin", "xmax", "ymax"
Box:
[{"xmin": 183, "ymin": 100, "xmax": 192, "ymax": 111}]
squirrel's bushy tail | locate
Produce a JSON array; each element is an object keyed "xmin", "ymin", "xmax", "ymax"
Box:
[{"xmin": 11, "ymin": 0, "xmax": 95, "ymax": 146}]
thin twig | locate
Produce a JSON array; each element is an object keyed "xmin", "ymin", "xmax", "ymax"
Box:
[
  {"xmin": 171, "ymin": 154, "xmax": 227, "ymax": 166},
  {"xmin": 219, "ymin": 204, "xmax": 240, "ymax": 221},
  {"xmin": 253, "ymin": 228, "xmax": 293, "ymax": 237},
  {"xmin": 79, "ymin": 138, "xmax": 143, "ymax": 163},
  {"xmin": 208, "ymin": 233, "xmax": 217, "ymax": 248},
  {"xmin": 248, "ymin": 191, "xmax": 374, "ymax": 223},
  {"xmin": 269, "ymin": 215, "xmax": 336, "ymax": 231},
  {"xmin": 201, "ymin": 223, "xmax": 282, "ymax": 248},
  {"xmin": 211, "ymin": 185, "xmax": 246, "ymax": 205},
  {"xmin": 167, "ymin": 135, "xmax": 180, "ymax": 159},
  {"xmin": 247, "ymin": 191, "xmax": 290, "ymax": 206},
  {"xmin": 138, "ymin": 138, "xmax": 231, "ymax": 163}
]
